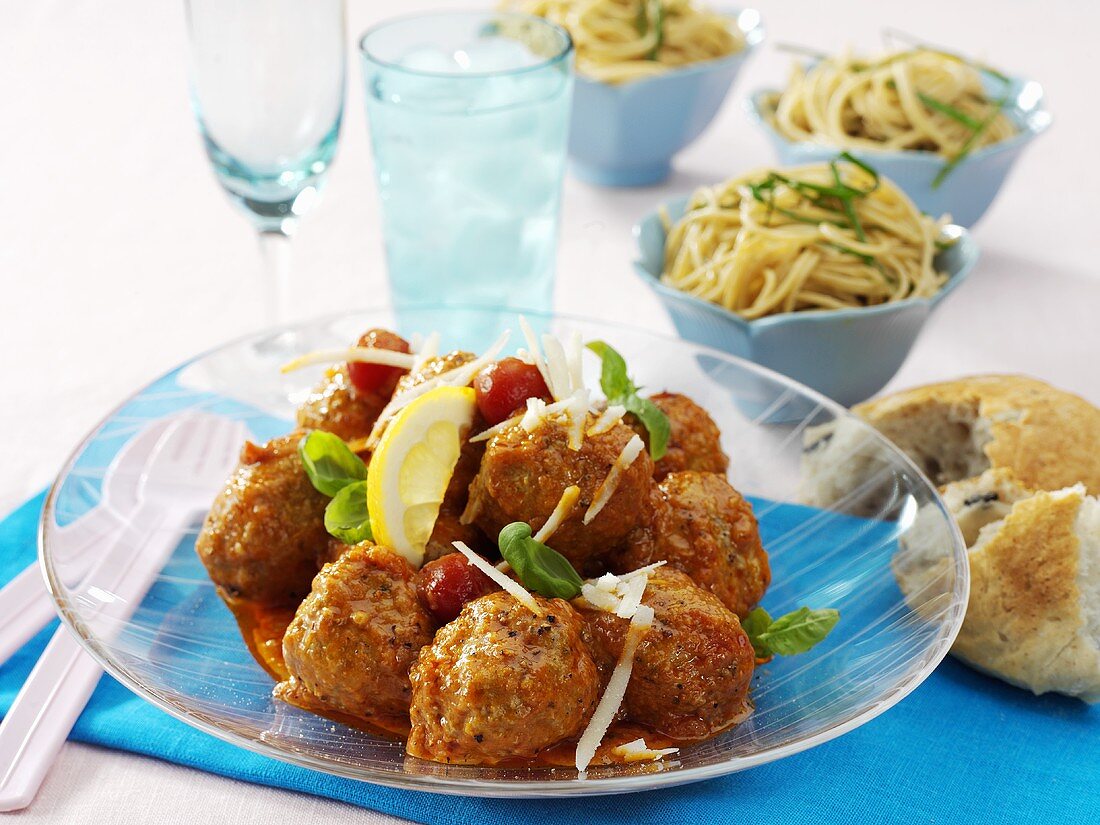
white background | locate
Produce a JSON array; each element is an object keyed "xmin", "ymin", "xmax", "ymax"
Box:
[{"xmin": 2, "ymin": 0, "xmax": 1098, "ymax": 822}]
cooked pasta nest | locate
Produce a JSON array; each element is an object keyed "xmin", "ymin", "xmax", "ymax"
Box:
[
  {"xmin": 766, "ymin": 48, "xmax": 1017, "ymax": 162},
  {"xmin": 660, "ymin": 156, "xmax": 952, "ymax": 320},
  {"xmin": 507, "ymin": 0, "xmax": 745, "ymax": 84}
]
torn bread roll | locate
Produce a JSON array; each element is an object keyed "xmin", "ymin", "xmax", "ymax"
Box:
[
  {"xmin": 852, "ymin": 375, "xmax": 1100, "ymax": 493},
  {"xmin": 801, "ymin": 375, "xmax": 1100, "ymax": 700},
  {"xmin": 897, "ymin": 470, "xmax": 1100, "ymax": 702}
]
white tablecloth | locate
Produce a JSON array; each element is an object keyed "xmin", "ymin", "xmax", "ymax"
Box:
[{"xmin": 2, "ymin": 0, "xmax": 1098, "ymax": 821}]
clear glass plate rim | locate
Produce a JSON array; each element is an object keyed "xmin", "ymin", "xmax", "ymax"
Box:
[{"xmin": 35, "ymin": 304, "xmax": 971, "ymax": 797}]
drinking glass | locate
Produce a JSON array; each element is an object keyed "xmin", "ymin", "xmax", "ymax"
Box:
[
  {"xmin": 185, "ymin": 0, "xmax": 345, "ymax": 325},
  {"xmin": 360, "ymin": 12, "xmax": 573, "ymax": 311}
]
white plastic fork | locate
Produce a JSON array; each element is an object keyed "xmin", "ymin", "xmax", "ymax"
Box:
[
  {"xmin": 0, "ymin": 411, "xmax": 247, "ymax": 812},
  {"xmin": 0, "ymin": 420, "xmax": 173, "ymax": 668}
]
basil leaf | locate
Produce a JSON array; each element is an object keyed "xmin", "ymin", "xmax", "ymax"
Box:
[
  {"xmin": 586, "ymin": 340, "xmax": 671, "ymax": 461},
  {"xmin": 299, "ymin": 430, "xmax": 367, "ymax": 497},
  {"xmin": 622, "ymin": 395, "xmax": 670, "ymax": 462},
  {"xmin": 587, "ymin": 340, "xmax": 636, "ymax": 399},
  {"xmin": 741, "ymin": 607, "xmax": 774, "ymax": 659},
  {"xmin": 756, "ymin": 606, "xmax": 840, "ymax": 657},
  {"xmin": 498, "ymin": 522, "xmax": 583, "ymax": 600},
  {"xmin": 324, "ymin": 480, "xmax": 373, "ymax": 545}
]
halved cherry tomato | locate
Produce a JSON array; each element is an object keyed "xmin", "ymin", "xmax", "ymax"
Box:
[
  {"xmin": 415, "ymin": 552, "xmax": 499, "ymax": 624},
  {"xmin": 473, "ymin": 357, "xmax": 552, "ymax": 425},
  {"xmin": 347, "ymin": 329, "xmax": 411, "ymax": 395}
]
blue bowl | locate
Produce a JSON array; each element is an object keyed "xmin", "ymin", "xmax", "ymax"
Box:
[
  {"xmin": 568, "ymin": 9, "xmax": 764, "ymax": 187},
  {"xmin": 746, "ymin": 78, "xmax": 1051, "ymax": 227},
  {"xmin": 633, "ymin": 196, "xmax": 979, "ymax": 406}
]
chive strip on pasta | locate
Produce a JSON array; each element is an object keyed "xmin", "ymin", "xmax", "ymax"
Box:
[
  {"xmin": 506, "ymin": 0, "xmax": 745, "ymax": 84},
  {"xmin": 767, "ymin": 47, "xmax": 1016, "ymax": 184},
  {"xmin": 660, "ymin": 157, "xmax": 951, "ymax": 319}
]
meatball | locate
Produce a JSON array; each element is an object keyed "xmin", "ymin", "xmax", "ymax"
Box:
[
  {"xmin": 276, "ymin": 544, "xmax": 436, "ymax": 721},
  {"xmin": 465, "ymin": 418, "xmax": 654, "ymax": 575},
  {"xmin": 294, "ymin": 332, "xmax": 411, "ymax": 446},
  {"xmin": 395, "ymin": 350, "xmax": 476, "ymax": 395},
  {"xmin": 296, "ymin": 365, "xmax": 388, "ymax": 442},
  {"xmin": 407, "ymin": 592, "xmax": 599, "ymax": 765},
  {"xmin": 578, "ymin": 568, "xmax": 754, "ymax": 740},
  {"xmin": 616, "ymin": 472, "xmax": 770, "ymax": 617},
  {"xmin": 196, "ymin": 432, "xmax": 329, "ymax": 606},
  {"xmin": 630, "ymin": 392, "xmax": 728, "ymax": 480}
]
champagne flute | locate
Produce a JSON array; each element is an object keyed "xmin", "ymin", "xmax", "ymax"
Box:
[{"xmin": 184, "ymin": 0, "xmax": 345, "ymax": 328}]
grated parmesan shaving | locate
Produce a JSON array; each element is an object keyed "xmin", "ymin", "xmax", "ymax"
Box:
[
  {"xmin": 533, "ymin": 485, "xmax": 580, "ymax": 544},
  {"xmin": 519, "ymin": 316, "xmax": 554, "ymax": 398},
  {"xmin": 566, "ymin": 330, "xmax": 585, "ymax": 397},
  {"xmin": 469, "ymin": 411, "xmax": 524, "ymax": 444},
  {"xmin": 565, "ymin": 390, "xmax": 590, "ymax": 451},
  {"xmin": 577, "ymin": 563, "xmax": 664, "ymax": 617},
  {"xmin": 521, "ymin": 397, "xmax": 550, "ymax": 431},
  {"xmin": 611, "ymin": 738, "xmax": 679, "ymax": 763},
  {"xmin": 542, "ymin": 333, "xmax": 572, "ymax": 401},
  {"xmin": 575, "ymin": 603, "xmax": 655, "ymax": 772},
  {"xmin": 453, "ymin": 541, "xmax": 543, "ymax": 616},
  {"xmin": 614, "ymin": 574, "xmax": 648, "ymax": 619},
  {"xmin": 596, "ymin": 573, "xmax": 621, "ymax": 592},
  {"xmin": 584, "ymin": 435, "xmax": 645, "ymax": 524},
  {"xmin": 279, "ymin": 346, "xmax": 418, "ymax": 374},
  {"xmin": 587, "ymin": 405, "xmax": 626, "ymax": 437},
  {"xmin": 366, "ymin": 331, "xmax": 510, "ymax": 448},
  {"xmin": 620, "ymin": 561, "xmax": 666, "ymax": 580},
  {"xmin": 412, "ymin": 331, "xmax": 441, "ymax": 371},
  {"xmin": 580, "ymin": 583, "xmax": 621, "ymax": 612},
  {"xmin": 471, "ymin": 395, "xmax": 586, "ymax": 444}
]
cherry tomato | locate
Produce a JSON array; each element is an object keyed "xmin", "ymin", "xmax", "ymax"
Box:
[
  {"xmin": 415, "ymin": 552, "xmax": 499, "ymax": 624},
  {"xmin": 473, "ymin": 357, "xmax": 552, "ymax": 425},
  {"xmin": 347, "ymin": 329, "xmax": 411, "ymax": 396}
]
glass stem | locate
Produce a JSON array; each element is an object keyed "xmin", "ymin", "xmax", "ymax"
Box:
[{"xmin": 258, "ymin": 229, "xmax": 294, "ymax": 327}]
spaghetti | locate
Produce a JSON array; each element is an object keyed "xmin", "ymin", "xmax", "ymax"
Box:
[
  {"xmin": 509, "ymin": 0, "xmax": 744, "ymax": 84},
  {"xmin": 767, "ymin": 48, "xmax": 1016, "ymax": 184},
  {"xmin": 661, "ymin": 155, "xmax": 949, "ymax": 319}
]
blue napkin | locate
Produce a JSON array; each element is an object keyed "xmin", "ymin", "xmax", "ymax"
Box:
[{"xmin": 1, "ymin": 491, "xmax": 1097, "ymax": 824}]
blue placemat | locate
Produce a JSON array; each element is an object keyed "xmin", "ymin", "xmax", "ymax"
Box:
[{"xmin": 1, "ymin": 492, "xmax": 1097, "ymax": 824}]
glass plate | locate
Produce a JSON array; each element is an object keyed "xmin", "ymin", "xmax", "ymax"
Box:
[{"xmin": 39, "ymin": 306, "xmax": 967, "ymax": 797}]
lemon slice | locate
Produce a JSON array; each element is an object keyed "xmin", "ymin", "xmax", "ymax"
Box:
[{"xmin": 367, "ymin": 385, "xmax": 476, "ymax": 567}]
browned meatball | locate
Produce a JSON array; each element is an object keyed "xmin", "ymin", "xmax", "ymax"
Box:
[
  {"xmin": 407, "ymin": 592, "xmax": 599, "ymax": 765},
  {"xmin": 275, "ymin": 544, "xmax": 436, "ymax": 721},
  {"xmin": 296, "ymin": 329, "xmax": 412, "ymax": 441},
  {"xmin": 616, "ymin": 472, "xmax": 770, "ymax": 617},
  {"xmin": 394, "ymin": 350, "xmax": 475, "ymax": 395},
  {"xmin": 578, "ymin": 568, "xmax": 754, "ymax": 740},
  {"xmin": 296, "ymin": 365, "xmax": 388, "ymax": 442},
  {"xmin": 196, "ymin": 432, "xmax": 329, "ymax": 606},
  {"xmin": 629, "ymin": 392, "xmax": 728, "ymax": 480},
  {"xmin": 465, "ymin": 418, "xmax": 654, "ymax": 575}
]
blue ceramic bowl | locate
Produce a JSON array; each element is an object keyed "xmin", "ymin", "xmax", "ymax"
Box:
[
  {"xmin": 746, "ymin": 78, "xmax": 1051, "ymax": 227},
  {"xmin": 633, "ymin": 196, "xmax": 979, "ymax": 406},
  {"xmin": 568, "ymin": 9, "xmax": 764, "ymax": 187}
]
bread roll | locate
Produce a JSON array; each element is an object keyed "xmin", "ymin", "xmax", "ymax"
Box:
[
  {"xmin": 801, "ymin": 375, "xmax": 1100, "ymax": 700},
  {"xmin": 898, "ymin": 472, "xmax": 1100, "ymax": 702},
  {"xmin": 853, "ymin": 375, "xmax": 1100, "ymax": 493}
]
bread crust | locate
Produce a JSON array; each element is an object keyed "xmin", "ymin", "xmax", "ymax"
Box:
[
  {"xmin": 950, "ymin": 487, "xmax": 1100, "ymax": 701},
  {"xmin": 855, "ymin": 375, "xmax": 1100, "ymax": 494}
]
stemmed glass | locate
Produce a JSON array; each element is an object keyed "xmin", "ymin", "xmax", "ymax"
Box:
[{"xmin": 184, "ymin": 0, "xmax": 346, "ymax": 328}]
